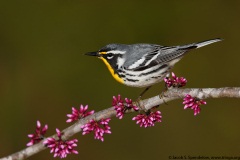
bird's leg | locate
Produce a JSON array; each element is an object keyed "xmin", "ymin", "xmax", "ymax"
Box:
[
  {"xmin": 138, "ymin": 86, "xmax": 151, "ymax": 100},
  {"xmin": 160, "ymin": 75, "xmax": 170, "ymax": 105},
  {"xmin": 135, "ymin": 86, "xmax": 152, "ymax": 111}
]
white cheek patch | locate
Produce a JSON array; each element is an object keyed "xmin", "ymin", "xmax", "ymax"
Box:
[
  {"xmin": 117, "ymin": 57, "xmax": 126, "ymax": 68},
  {"xmin": 128, "ymin": 57, "xmax": 146, "ymax": 69}
]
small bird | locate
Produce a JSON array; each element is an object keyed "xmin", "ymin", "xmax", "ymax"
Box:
[{"xmin": 85, "ymin": 39, "xmax": 222, "ymax": 93}]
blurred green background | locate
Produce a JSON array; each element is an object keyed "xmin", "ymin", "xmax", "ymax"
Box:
[{"xmin": 1, "ymin": 0, "xmax": 240, "ymax": 159}]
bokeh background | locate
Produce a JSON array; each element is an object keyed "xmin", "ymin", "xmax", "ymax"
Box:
[{"xmin": 1, "ymin": 1, "xmax": 240, "ymax": 159}]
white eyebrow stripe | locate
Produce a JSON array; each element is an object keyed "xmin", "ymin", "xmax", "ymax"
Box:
[
  {"xmin": 106, "ymin": 50, "xmax": 126, "ymax": 54},
  {"xmin": 117, "ymin": 57, "xmax": 126, "ymax": 68}
]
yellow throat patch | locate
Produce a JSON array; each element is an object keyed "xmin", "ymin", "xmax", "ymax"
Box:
[{"xmin": 99, "ymin": 57, "xmax": 124, "ymax": 84}]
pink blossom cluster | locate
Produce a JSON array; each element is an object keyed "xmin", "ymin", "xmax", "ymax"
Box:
[
  {"xmin": 27, "ymin": 120, "xmax": 48, "ymax": 146},
  {"xmin": 132, "ymin": 111, "xmax": 162, "ymax": 128},
  {"xmin": 112, "ymin": 95, "xmax": 139, "ymax": 119},
  {"xmin": 81, "ymin": 118, "xmax": 111, "ymax": 141},
  {"xmin": 43, "ymin": 128, "xmax": 78, "ymax": 158},
  {"xmin": 66, "ymin": 105, "xmax": 94, "ymax": 123},
  {"xmin": 183, "ymin": 94, "xmax": 207, "ymax": 116},
  {"xmin": 164, "ymin": 72, "xmax": 187, "ymax": 88}
]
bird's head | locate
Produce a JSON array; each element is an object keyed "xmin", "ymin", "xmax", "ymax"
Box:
[
  {"xmin": 85, "ymin": 44, "xmax": 127, "ymax": 70},
  {"xmin": 85, "ymin": 44, "xmax": 128, "ymax": 84}
]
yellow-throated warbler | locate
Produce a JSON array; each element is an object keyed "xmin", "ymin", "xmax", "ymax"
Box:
[{"xmin": 85, "ymin": 39, "xmax": 222, "ymax": 88}]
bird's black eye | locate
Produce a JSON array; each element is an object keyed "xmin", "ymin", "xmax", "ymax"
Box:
[{"xmin": 106, "ymin": 53, "xmax": 114, "ymax": 59}]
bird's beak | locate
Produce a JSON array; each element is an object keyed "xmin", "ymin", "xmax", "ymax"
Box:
[{"xmin": 84, "ymin": 51, "xmax": 99, "ymax": 57}]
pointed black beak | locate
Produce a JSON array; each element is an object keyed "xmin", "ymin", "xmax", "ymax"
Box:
[{"xmin": 84, "ymin": 51, "xmax": 99, "ymax": 57}]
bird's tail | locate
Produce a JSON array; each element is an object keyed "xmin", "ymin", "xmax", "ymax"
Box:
[
  {"xmin": 195, "ymin": 38, "xmax": 223, "ymax": 48},
  {"xmin": 179, "ymin": 38, "xmax": 223, "ymax": 50}
]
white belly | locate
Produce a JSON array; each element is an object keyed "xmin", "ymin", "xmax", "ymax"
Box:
[{"xmin": 123, "ymin": 64, "xmax": 170, "ymax": 88}]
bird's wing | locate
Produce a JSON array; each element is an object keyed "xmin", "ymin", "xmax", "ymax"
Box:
[
  {"xmin": 125, "ymin": 45, "xmax": 159, "ymax": 70},
  {"xmin": 128, "ymin": 45, "xmax": 192, "ymax": 71},
  {"xmin": 126, "ymin": 39, "xmax": 221, "ymax": 71}
]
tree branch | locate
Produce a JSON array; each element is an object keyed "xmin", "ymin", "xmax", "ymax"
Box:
[
  {"xmin": 1, "ymin": 87, "xmax": 240, "ymax": 160},
  {"xmin": 140, "ymin": 87, "xmax": 240, "ymax": 110}
]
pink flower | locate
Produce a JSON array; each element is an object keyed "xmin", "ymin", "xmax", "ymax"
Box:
[
  {"xmin": 43, "ymin": 128, "xmax": 78, "ymax": 158},
  {"xmin": 26, "ymin": 120, "xmax": 48, "ymax": 146},
  {"xmin": 113, "ymin": 95, "xmax": 139, "ymax": 119},
  {"xmin": 164, "ymin": 72, "xmax": 187, "ymax": 88},
  {"xmin": 66, "ymin": 105, "xmax": 94, "ymax": 123},
  {"xmin": 81, "ymin": 118, "xmax": 111, "ymax": 141},
  {"xmin": 112, "ymin": 95, "xmax": 125, "ymax": 119},
  {"xmin": 132, "ymin": 111, "xmax": 162, "ymax": 128},
  {"xmin": 125, "ymin": 98, "xmax": 139, "ymax": 111},
  {"xmin": 183, "ymin": 94, "xmax": 207, "ymax": 116}
]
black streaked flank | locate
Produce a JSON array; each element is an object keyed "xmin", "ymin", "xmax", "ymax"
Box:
[
  {"xmin": 151, "ymin": 75, "xmax": 162, "ymax": 79},
  {"xmin": 132, "ymin": 62, "xmax": 156, "ymax": 71},
  {"xmin": 139, "ymin": 64, "xmax": 168, "ymax": 76},
  {"xmin": 125, "ymin": 78, "xmax": 139, "ymax": 82}
]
